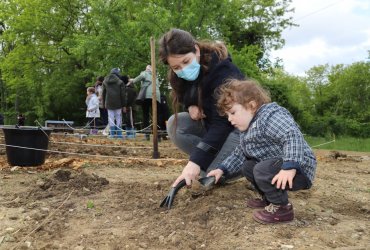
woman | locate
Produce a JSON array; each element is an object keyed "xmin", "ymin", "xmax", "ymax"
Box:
[
  {"xmin": 158, "ymin": 28, "xmax": 245, "ymax": 187},
  {"xmin": 130, "ymin": 65, "xmax": 163, "ymax": 141},
  {"xmin": 102, "ymin": 68, "xmax": 125, "ymax": 139}
]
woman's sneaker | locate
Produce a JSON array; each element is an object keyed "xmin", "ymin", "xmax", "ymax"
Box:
[
  {"xmin": 246, "ymin": 198, "xmax": 269, "ymax": 209},
  {"xmin": 253, "ymin": 203, "xmax": 294, "ymax": 224}
]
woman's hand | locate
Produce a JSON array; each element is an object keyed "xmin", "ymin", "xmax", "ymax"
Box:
[
  {"xmin": 188, "ymin": 105, "xmax": 206, "ymax": 120},
  {"xmin": 271, "ymin": 169, "xmax": 297, "ymax": 190},
  {"xmin": 207, "ymin": 169, "xmax": 224, "ymax": 184},
  {"xmin": 172, "ymin": 161, "xmax": 201, "ymax": 187}
]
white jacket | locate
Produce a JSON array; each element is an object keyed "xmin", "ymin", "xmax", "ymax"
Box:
[{"xmin": 86, "ymin": 94, "xmax": 100, "ymax": 118}]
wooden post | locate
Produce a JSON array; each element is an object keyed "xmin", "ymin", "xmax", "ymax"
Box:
[{"xmin": 150, "ymin": 37, "xmax": 160, "ymax": 159}]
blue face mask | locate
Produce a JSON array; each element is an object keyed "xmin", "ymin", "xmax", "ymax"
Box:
[{"xmin": 175, "ymin": 58, "xmax": 201, "ymax": 81}]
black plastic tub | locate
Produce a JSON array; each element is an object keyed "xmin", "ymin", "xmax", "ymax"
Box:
[{"xmin": 2, "ymin": 126, "xmax": 52, "ymax": 166}]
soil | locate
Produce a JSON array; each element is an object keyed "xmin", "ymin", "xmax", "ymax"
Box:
[{"xmin": 0, "ymin": 131, "xmax": 369, "ymax": 250}]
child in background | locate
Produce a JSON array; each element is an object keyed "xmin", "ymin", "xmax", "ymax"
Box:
[
  {"xmin": 95, "ymin": 76, "xmax": 108, "ymax": 127},
  {"xmin": 17, "ymin": 113, "xmax": 25, "ymax": 126},
  {"xmin": 208, "ymin": 79, "xmax": 317, "ymax": 224},
  {"xmin": 86, "ymin": 87, "xmax": 100, "ymax": 134}
]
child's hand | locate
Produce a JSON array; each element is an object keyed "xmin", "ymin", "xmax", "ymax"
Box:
[
  {"xmin": 207, "ymin": 169, "xmax": 224, "ymax": 184},
  {"xmin": 271, "ymin": 169, "xmax": 297, "ymax": 190}
]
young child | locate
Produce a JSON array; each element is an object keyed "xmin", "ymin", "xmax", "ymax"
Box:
[
  {"xmin": 17, "ymin": 113, "xmax": 25, "ymax": 126},
  {"xmin": 208, "ymin": 79, "xmax": 317, "ymax": 224},
  {"xmin": 86, "ymin": 87, "xmax": 100, "ymax": 134}
]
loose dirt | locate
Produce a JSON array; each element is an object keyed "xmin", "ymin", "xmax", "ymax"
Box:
[{"xmin": 0, "ymin": 132, "xmax": 369, "ymax": 249}]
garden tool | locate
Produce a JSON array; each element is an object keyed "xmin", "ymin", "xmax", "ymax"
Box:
[
  {"xmin": 159, "ymin": 176, "xmax": 223, "ymax": 209},
  {"xmin": 159, "ymin": 179, "xmax": 186, "ymax": 209},
  {"xmin": 198, "ymin": 176, "xmax": 217, "ymax": 188}
]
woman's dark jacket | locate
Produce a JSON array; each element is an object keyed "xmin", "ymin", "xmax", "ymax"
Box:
[
  {"xmin": 181, "ymin": 54, "xmax": 244, "ymax": 171},
  {"xmin": 102, "ymin": 73, "xmax": 125, "ymax": 110}
]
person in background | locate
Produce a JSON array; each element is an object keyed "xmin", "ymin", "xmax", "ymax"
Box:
[
  {"xmin": 129, "ymin": 65, "xmax": 163, "ymax": 141},
  {"xmin": 158, "ymin": 28, "xmax": 244, "ymax": 187},
  {"xmin": 0, "ymin": 113, "xmax": 4, "ymax": 125},
  {"xmin": 85, "ymin": 87, "xmax": 100, "ymax": 134},
  {"xmin": 102, "ymin": 68, "xmax": 125, "ymax": 139},
  {"xmin": 120, "ymin": 73, "xmax": 136, "ymax": 139},
  {"xmin": 159, "ymin": 94, "xmax": 170, "ymax": 140},
  {"xmin": 17, "ymin": 113, "xmax": 25, "ymax": 126},
  {"xmin": 208, "ymin": 79, "xmax": 317, "ymax": 224},
  {"xmin": 95, "ymin": 76, "xmax": 108, "ymax": 128}
]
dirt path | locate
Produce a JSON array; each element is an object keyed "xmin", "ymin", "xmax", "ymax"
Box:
[{"xmin": 0, "ymin": 133, "xmax": 369, "ymax": 249}]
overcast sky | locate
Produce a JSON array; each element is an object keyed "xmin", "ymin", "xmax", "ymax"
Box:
[{"xmin": 270, "ymin": 0, "xmax": 370, "ymax": 76}]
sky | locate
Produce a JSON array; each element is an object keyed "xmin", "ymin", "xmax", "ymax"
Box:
[{"xmin": 270, "ymin": 0, "xmax": 370, "ymax": 76}]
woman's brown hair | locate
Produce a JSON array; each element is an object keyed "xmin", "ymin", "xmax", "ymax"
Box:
[
  {"xmin": 158, "ymin": 28, "xmax": 228, "ymax": 116},
  {"xmin": 216, "ymin": 79, "xmax": 271, "ymax": 116}
]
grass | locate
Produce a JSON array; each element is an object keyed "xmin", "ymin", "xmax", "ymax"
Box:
[
  {"xmin": 305, "ymin": 135, "xmax": 370, "ymax": 152},
  {"xmin": 86, "ymin": 200, "xmax": 95, "ymax": 209}
]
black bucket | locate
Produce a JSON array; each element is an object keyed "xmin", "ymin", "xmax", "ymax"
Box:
[{"xmin": 2, "ymin": 126, "xmax": 52, "ymax": 166}]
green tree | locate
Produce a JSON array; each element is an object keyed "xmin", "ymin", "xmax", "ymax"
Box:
[
  {"xmin": 302, "ymin": 61, "xmax": 370, "ymax": 137},
  {"xmin": 261, "ymin": 69, "xmax": 314, "ymax": 131},
  {"xmin": 0, "ymin": 0, "xmax": 295, "ymax": 125},
  {"xmin": 330, "ymin": 62, "xmax": 370, "ymax": 121}
]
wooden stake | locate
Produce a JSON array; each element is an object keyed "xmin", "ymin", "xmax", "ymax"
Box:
[{"xmin": 150, "ymin": 37, "xmax": 160, "ymax": 159}]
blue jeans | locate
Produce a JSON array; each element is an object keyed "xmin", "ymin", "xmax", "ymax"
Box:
[{"xmin": 167, "ymin": 112, "xmax": 240, "ymax": 176}]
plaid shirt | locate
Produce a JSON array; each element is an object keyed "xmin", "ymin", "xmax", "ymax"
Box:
[{"xmin": 219, "ymin": 102, "xmax": 316, "ymax": 185}]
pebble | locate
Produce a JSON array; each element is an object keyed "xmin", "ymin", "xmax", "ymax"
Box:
[
  {"xmin": 36, "ymin": 180, "xmax": 45, "ymax": 187},
  {"xmin": 5, "ymin": 235, "xmax": 16, "ymax": 242},
  {"xmin": 20, "ymin": 241, "xmax": 32, "ymax": 249},
  {"xmin": 10, "ymin": 166, "xmax": 19, "ymax": 172},
  {"xmin": 158, "ymin": 235, "xmax": 165, "ymax": 243},
  {"xmin": 351, "ymin": 233, "xmax": 361, "ymax": 240},
  {"xmin": 355, "ymin": 225, "xmax": 366, "ymax": 232},
  {"xmin": 138, "ymin": 242, "xmax": 147, "ymax": 248},
  {"xmin": 5, "ymin": 227, "xmax": 15, "ymax": 233},
  {"xmin": 281, "ymin": 245, "xmax": 294, "ymax": 249},
  {"xmin": 40, "ymin": 207, "xmax": 50, "ymax": 212},
  {"xmin": 168, "ymin": 231, "xmax": 176, "ymax": 238}
]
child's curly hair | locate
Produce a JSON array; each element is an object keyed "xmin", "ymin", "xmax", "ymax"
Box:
[
  {"xmin": 87, "ymin": 87, "xmax": 96, "ymax": 94},
  {"xmin": 216, "ymin": 79, "xmax": 271, "ymax": 116}
]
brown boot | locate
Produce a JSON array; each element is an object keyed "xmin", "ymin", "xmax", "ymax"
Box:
[
  {"xmin": 246, "ymin": 198, "xmax": 269, "ymax": 209},
  {"xmin": 253, "ymin": 203, "xmax": 294, "ymax": 224}
]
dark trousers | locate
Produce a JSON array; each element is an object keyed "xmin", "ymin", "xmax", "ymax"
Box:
[
  {"xmin": 241, "ymin": 158, "xmax": 309, "ymax": 205},
  {"xmin": 123, "ymin": 107, "xmax": 134, "ymax": 129},
  {"xmin": 141, "ymin": 99, "xmax": 165, "ymax": 131},
  {"xmin": 87, "ymin": 117, "xmax": 97, "ymax": 129},
  {"xmin": 98, "ymin": 108, "xmax": 108, "ymax": 127}
]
